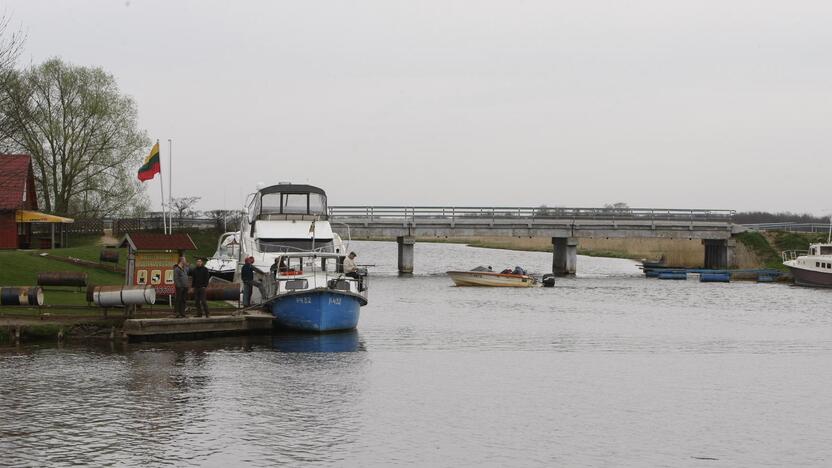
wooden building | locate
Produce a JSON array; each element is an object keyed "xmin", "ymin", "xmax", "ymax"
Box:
[{"xmin": 0, "ymin": 154, "xmax": 73, "ymax": 249}]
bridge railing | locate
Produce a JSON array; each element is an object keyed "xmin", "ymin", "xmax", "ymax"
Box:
[
  {"xmin": 328, "ymin": 206, "xmax": 735, "ymax": 223},
  {"xmin": 745, "ymin": 223, "xmax": 832, "ymax": 233}
]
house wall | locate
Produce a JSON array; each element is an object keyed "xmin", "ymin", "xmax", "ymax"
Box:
[{"xmin": 0, "ymin": 211, "xmax": 18, "ymax": 249}]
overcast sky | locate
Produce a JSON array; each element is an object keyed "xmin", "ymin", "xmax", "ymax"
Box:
[{"xmin": 5, "ymin": 0, "xmax": 831, "ymax": 214}]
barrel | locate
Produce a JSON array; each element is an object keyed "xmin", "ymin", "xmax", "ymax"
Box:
[
  {"xmin": 700, "ymin": 273, "xmax": 730, "ymax": 283},
  {"xmin": 185, "ymin": 283, "xmax": 241, "ymax": 301},
  {"xmin": 645, "ymin": 270, "xmax": 661, "ymax": 278},
  {"xmin": 99, "ymin": 249, "xmax": 120, "ymax": 263},
  {"xmin": 0, "ymin": 287, "xmax": 44, "ymax": 306},
  {"xmin": 658, "ymin": 272, "xmax": 687, "ymax": 280},
  {"xmin": 90, "ymin": 285, "xmax": 156, "ymax": 307},
  {"xmin": 37, "ymin": 272, "xmax": 88, "ymax": 287},
  {"xmin": 757, "ymin": 274, "xmax": 776, "ymax": 283}
]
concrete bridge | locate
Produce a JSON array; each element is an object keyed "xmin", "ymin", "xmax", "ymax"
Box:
[{"xmin": 327, "ymin": 206, "xmax": 744, "ymax": 275}]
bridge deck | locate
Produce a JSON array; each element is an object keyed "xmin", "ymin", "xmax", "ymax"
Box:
[{"xmin": 328, "ymin": 206, "xmax": 739, "ymax": 240}]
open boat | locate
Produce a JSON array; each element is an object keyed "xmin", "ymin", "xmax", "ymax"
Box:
[{"xmin": 447, "ymin": 267, "xmax": 537, "ymax": 287}]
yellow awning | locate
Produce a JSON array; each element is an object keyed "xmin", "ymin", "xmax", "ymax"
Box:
[{"xmin": 15, "ymin": 210, "xmax": 75, "ymax": 224}]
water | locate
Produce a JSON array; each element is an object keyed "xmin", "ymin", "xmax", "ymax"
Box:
[{"xmin": 2, "ymin": 241, "xmax": 831, "ymax": 467}]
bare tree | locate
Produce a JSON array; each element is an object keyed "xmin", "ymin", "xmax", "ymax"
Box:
[
  {"xmin": 206, "ymin": 209, "xmax": 242, "ymax": 231},
  {"xmin": 0, "ymin": 12, "xmax": 25, "ymax": 144},
  {"xmin": 170, "ymin": 196, "xmax": 202, "ymax": 220},
  {"xmin": 1, "ymin": 58, "xmax": 150, "ymax": 216}
]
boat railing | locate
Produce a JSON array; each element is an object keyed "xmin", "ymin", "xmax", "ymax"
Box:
[{"xmin": 782, "ymin": 250, "xmax": 808, "ymax": 262}]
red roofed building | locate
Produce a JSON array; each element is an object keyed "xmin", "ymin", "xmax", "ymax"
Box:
[{"xmin": 0, "ymin": 154, "xmax": 39, "ymax": 249}]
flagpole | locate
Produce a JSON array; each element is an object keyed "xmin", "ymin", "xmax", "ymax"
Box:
[
  {"xmin": 156, "ymin": 139, "xmax": 167, "ymax": 234},
  {"xmin": 167, "ymin": 138, "xmax": 173, "ymax": 234}
]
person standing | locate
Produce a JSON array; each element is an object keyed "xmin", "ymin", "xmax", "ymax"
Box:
[
  {"xmin": 173, "ymin": 256, "xmax": 190, "ymax": 318},
  {"xmin": 191, "ymin": 258, "xmax": 210, "ymax": 318},
  {"xmin": 241, "ymin": 256, "xmax": 255, "ymax": 307}
]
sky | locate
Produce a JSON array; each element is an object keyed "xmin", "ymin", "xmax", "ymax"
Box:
[{"xmin": 4, "ymin": 0, "xmax": 831, "ymax": 214}]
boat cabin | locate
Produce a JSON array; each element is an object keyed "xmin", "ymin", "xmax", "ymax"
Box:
[
  {"xmin": 246, "ymin": 184, "xmax": 338, "ymax": 253},
  {"xmin": 259, "ymin": 252, "xmax": 368, "ymax": 298},
  {"xmin": 249, "ymin": 184, "xmax": 328, "ymax": 222},
  {"xmin": 809, "ymin": 243, "xmax": 832, "ymax": 256}
]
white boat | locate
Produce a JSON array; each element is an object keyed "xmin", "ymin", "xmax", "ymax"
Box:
[
  {"xmin": 205, "ymin": 232, "xmax": 239, "ymax": 282},
  {"xmin": 447, "ymin": 267, "xmax": 538, "ymax": 287},
  {"xmin": 782, "ymin": 242, "xmax": 832, "ymax": 288},
  {"xmin": 237, "ymin": 183, "xmax": 368, "ymax": 331}
]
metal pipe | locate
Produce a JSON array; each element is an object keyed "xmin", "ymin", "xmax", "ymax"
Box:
[
  {"xmin": 90, "ymin": 285, "xmax": 156, "ymax": 307},
  {"xmin": 0, "ymin": 287, "xmax": 44, "ymax": 306}
]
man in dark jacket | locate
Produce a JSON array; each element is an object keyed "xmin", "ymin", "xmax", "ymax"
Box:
[
  {"xmin": 173, "ymin": 256, "xmax": 190, "ymax": 318},
  {"xmin": 191, "ymin": 258, "xmax": 210, "ymax": 317},
  {"xmin": 241, "ymin": 256, "xmax": 255, "ymax": 307}
]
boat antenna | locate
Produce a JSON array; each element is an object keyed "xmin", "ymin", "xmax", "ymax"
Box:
[{"xmin": 828, "ymin": 215, "xmax": 831, "ymax": 244}]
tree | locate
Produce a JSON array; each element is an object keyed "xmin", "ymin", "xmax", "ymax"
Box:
[
  {"xmin": 1, "ymin": 58, "xmax": 150, "ymax": 217},
  {"xmin": 0, "ymin": 12, "xmax": 25, "ymax": 143},
  {"xmin": 170, "ymin": 196, "xmax": 202, "ymax": 220},
  {"xmin": 206, "ymin": 209, "xmax": 242, "ymax": 231}
]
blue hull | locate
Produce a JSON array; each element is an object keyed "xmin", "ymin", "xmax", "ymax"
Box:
[{"xmin": 271, "ymin": 290, "xmax": 362, "ymax": 332}]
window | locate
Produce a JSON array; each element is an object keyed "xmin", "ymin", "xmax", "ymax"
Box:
[
  {"xmin": 816, "ymin": 262, "xmax": 821, "ymax": 267},
  {"xmin": 284, "ymin": 279, "xmax": 308, "ymax": 290},
  {"xmin": 282, "ymin": 193, "xmax": 307, "ymax": 214},
  {"xmin": 309, "ymin": 193, "xmax": 326, "ymax": 214}
]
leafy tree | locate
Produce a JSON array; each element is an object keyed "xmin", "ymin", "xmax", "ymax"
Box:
[{"xmin": 1, "ymin": 58, "xmax": 150, "ymax": 217}]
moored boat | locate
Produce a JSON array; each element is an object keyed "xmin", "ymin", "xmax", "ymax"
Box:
[
  {"xmin": 237, "ymin": 183, "xmax": 368, "ymax": 332},
  {"xmin": 447, "ymin": 268, "xmax": 537, "ymax": 287},
  {"xmin": 205, "ymin": 232, "xmax": 239, "ymax": 282},
  {"xmin": 782, "ymin": 242, "xmax": 832, "ymax": 288}
]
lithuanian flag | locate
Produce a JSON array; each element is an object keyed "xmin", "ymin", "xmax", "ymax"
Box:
[{"xmin": 137, "ymin": 142, "xmax": 161, "ymax": 182}]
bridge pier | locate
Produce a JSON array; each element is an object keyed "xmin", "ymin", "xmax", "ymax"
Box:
[
  {"xmin": 552, "ymin": 237, "xmax": 578, "ymax": 276},
  {"xmin": 397, "ymin": 236, "xmax": 415, "ymax": 275},
  {"xmin": 703, "ymin": 239, "xmax": 736, "ymax": 269}
]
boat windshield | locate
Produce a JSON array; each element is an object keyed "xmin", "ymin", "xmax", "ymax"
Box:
[
  {"xmin": 821, "ymin": 246, "xmax": 832, "ymax": 255},
  {"xmin": 261, "ymin": 192, "xmax": 327, "ymax": 215}
]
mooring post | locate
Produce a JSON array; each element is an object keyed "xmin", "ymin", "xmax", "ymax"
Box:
[
  {"xmin": 552, "ymin": 237, "xmax": 578, "ymax": 276},
  {"xmin": 397, "ymin": 236, "xmax": 415, "ymax": 275}
]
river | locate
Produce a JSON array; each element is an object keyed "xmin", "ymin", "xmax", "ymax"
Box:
[{"xmin": 1, "ymin": 241, "xmax": 831, "ymax": 467}]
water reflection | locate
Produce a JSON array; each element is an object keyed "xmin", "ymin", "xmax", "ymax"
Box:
[{"xmin": 271, "ymin": 330, "xmax": 364, "ymax": 353}]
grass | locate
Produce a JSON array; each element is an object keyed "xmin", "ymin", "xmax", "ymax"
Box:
[{"xmin": 735, "ymin": 232, "xmax": 783, "ymax": 270}]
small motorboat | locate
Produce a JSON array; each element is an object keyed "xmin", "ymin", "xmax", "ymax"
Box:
[
  {"xmin": 205, "ymin": 232, "xmax": 240, "ymax": 282},
  {"xmin": 447, "ymin": 266, "xmax": 538, "ymax": 287}
]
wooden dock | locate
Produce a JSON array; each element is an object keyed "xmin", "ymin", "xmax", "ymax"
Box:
[{"xmin": 123, "ymin": 313, "xmax": 274, "ymax": 341}]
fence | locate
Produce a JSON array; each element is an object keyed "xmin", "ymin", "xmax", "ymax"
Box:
[{"xmin": 113, "ymin": 217, "xmax": 239, "ymax": 235}]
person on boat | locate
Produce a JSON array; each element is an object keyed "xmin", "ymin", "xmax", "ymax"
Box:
[
  {"xmin": 512, "ymin": 266, "xmax": 527, "ymax": 275},
  {"xmin": 191, "ymin": 258, "xmax": 210, "ymax": 318},
  {"xmin": 173, "ymin": 256, "xmax": 190, "ymax": 318},
  {"xmin": 269, "ymin": 257, "xmax": 287, "ymax": 279},
  {"xmin": 500, "ymin": 267, "xmax": 513, "ymax": 274},
  {"xmin": 343, "ymin": 252, "xmax": 359, "ymax": 279},
  {"xmin": 241, "ymin": 256, "xmax": 255, "ymax": 307}
]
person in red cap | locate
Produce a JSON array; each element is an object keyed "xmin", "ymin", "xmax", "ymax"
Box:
[{"xmin": 241, "ymin": 256, "xmax": 255, "ymax": 307}]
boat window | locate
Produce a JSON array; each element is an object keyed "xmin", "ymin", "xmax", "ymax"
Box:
[
  {"xmin": 816, "ymin": 262, "xmax": 821, "ymax": 267},
  {"xmin": 309, "ymin": 193, "xmax": 326, "ymax": 214},
  {"xmin": 282, "ymin": 193, "xmax": 308, "ymax": 214},
  {"xmin": 821, "ymin": 246, "xmax": 832, "ymax": 255},
  {"xmin": 284, "ymin": 279, "xmax": 308, "ymax": 290}
]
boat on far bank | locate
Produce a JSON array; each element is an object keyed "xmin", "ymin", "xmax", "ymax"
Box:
[
  {"xmin": 447, "ymin": 266, "xmax": 538, "ymax": 287},
  {"xmin": 782, "ymin": 242, "xmax": 832, "ymax": 288}
]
